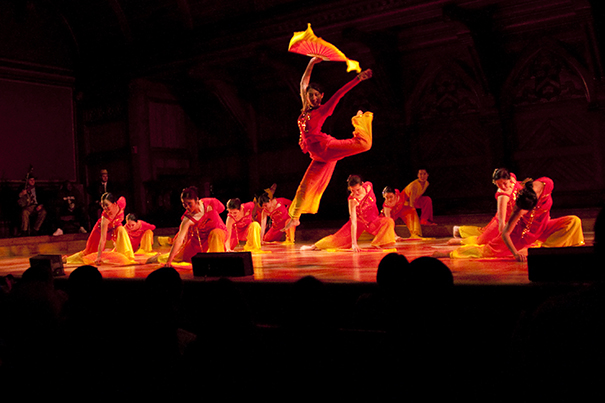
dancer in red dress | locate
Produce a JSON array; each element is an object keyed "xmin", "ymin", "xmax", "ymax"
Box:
[
  {"xmin": 125, "ymin": 213, "xmax": 156, "ymax": 253},
  {"xmin": 225, "ymin": 198, "xmax": 262, "ymax": 252},
  {"xmin": 446, "ymin": 178, "xmax": 584, "ymax": 261},
  {"xmin": 160, "ymin": 187, "xmax": 227, "ymax": 266},
  {"xmin": 257, "ymin": 192, "xmax": 294, "ymax": 243},
  {"xmin": 451, "ymin": 168, "xmax": 523, "ymax": 245},
  {"xmin": 283, "ymin": 57, "xmax": 374, "ymax": 231},
  {"xmin": 303, "ymin": 175, "xmax": 396, "ymax": 252},
  {"xmin": 381, "ymin": 186, "xmax": 422, "ymax": 239},
  {"xmin": 65, "ymin": 193, "xmax": 134, "ymax": 265}
]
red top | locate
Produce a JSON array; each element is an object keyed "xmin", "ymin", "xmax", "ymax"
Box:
[
  {"xmin": 381, "ymin": 189, "xmax": 408, "ymax": 219},
  {"xmin": 348, "ymin": 182, "xmax": 378, "ymax": 227},
  {"xmin": 512, "ymin": 177, "xmax": 554, "ymax": 245},
  {"xmin": 182, "ymin": 209, "xmax": 227, "ymax": 240},
  {"xmin": 265, "ymin": 198, "xmax": 292, "ymax": 230},
  {"xmin": 230, "ymin": 201, "xmax": 255, "ymax": 232},
  {"xmin": 297, "ymin": 78, "xmax": 360, "ymax": 161},
  {"xmin": 96, "ymin": 196, "xmax": 126, "ymax": 242}
]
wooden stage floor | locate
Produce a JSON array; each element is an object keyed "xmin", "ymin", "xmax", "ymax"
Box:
[{"xmin": 0, "ymin": 231, "xmax": 595, "ymax": 285}]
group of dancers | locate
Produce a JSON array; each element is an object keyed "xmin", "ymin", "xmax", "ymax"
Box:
[
  {"xmin": 64, "ymin": 32, "xmax": 585, "ymax": 266},
  {"xmin": 440, "ymin": 169, "xmax": 585, "ymax": 261}
]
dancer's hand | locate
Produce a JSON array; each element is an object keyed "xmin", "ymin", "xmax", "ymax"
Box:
[
  {"xmin": 94, "ymin": 257, "xmax": 102, "ymax": 265},
  {"xmin": 351, "ymin": 243, "xmax": 361, "ymax": 252},
  {"xmin": 357, "ymin": 69, "xmax": 372, "ymax": 81},
  {"xmin": 514, "ymin": 252, "xmax": 527, "ymax": 262}
]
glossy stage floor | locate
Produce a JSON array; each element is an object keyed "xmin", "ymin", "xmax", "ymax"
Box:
[{"xmin": 0, "ymin": 211, "xmax": 597, "ymax": 285}]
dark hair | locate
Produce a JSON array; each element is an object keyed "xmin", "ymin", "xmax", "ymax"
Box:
[
  {"xmin": 382, "ymin": 186, "xmax": 395, "ymax": 195},
  {"xmin": 226, "ymin": 198, "xmax": 242, "ymax": 210},
  {"xmin": 101, "ymin": 192, "xmax": 117, "ymax": 204},
  {"xmin": 417, "ymin": 167, "xmax": 429, "ymax": 173},
  {"xmin": 126, "ymin": 213, "xmax": 138, "ymax": 222},
  {"xmin": 181, "ymin": 186, "xmax": 199, "ymax": 201},
  {"xmin": 307, "ymin": 82, "xmax": 324, "ymax": 94},
  {"xmin": 516, "ymin": 180, "xmax": 538, "ymax": 210},
  {"xmin": 257, "ymin": 193, "xmax": 271, "ymax": 206},
  {"xmin": 492, "ymin": 168, "xmax": 511, "ymax": 182},
  {"xmin": 347, "ymin": 175, "xmax": 362, "ymax": 188}
]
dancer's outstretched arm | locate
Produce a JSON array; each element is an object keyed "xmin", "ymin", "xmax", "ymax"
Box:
[
  {"xmin": 349, "ymin": 198, "xmax": 360, "ymax": 252},
  {"xmin": 501, "ymin": 208, "xmax": 526, "ymax": 262}
]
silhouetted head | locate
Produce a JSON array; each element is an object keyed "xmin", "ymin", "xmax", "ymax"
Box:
[
  {"xmin": 376, "ymin": 253, "xmax": 410, "ymax": 292},
  {"xmin": 68, "ymin": 265, "xmax": 103, "ymax": 301},
  {"xmin": 409, "ymin": 257, "xmax": 454, "ymax": 289}
]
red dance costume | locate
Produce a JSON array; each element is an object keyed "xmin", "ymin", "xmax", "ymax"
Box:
[
  {"xmin": 460, "ymin": 175, "xmax": 524, "ymax": 245},
  {"xmin": 263, "ymin": 198, "xmax": 292, "ymax": 242},
  {"xmin": 227, "ymin": 201, "xmax": 260, "ymax": 250},
  {"xmin": 381, "ymin": 189, "xmax": 422, "ymax": 237},
  {"xmin": 82, "ymin": 196, "xmax": 127, "ymax": 255},
  {"xmin": 179, "ymin": 209, "xmax": 227, "ymax": 262},
  {"xmin": 201, "ymin": 197, "xmax": 225, "ymax": 215},
  {"xmin": 315, "ymin": 182, "xmax": 395, "ymax": 249},
  {"xmin": 289, "ymin": 78, "xmax": 372, "ymax": 219},
  {"xmin": 451, "ymin": 177, "xmax": 584, "ymax": 258},
  {"xmin": 126, "ymin": 220, "xmax": 156, "ymax": 251},
  {"xmin": 66, "ymin": 196, "xmax": 134, "ymax": 265}
]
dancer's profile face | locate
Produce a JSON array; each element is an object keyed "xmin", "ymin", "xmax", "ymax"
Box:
[
  {"xmin": 307, "ymin": 88, "xmax": 324, "ymax": 108},
  {"xmin": 227, "ymin": 208, "xmax": 244, "ymax": 221},
  {"xmin": 417, "ymin": 170, "xmax": 429, "ymax": 183},
  {"xmin": 349, "ymin": 183, "xmax": 367, "ymax": 199},
  {"xmin": 101, "ymin": 199, "xmax": 115, "ymax": 214},
  {"xmin": 383, "ymin": 192, "xmax": 397, "ymax": 206},
  {"xmin": 262, "ymin": 200, "xmax": 275, "ymax": 213},
  {"xmin": 494, "ymin": 179, "xmax": 514, "ymax": 193},
  {"xmin": 182, "ymin": 198, "xmax": 199, "ymax": 213}
]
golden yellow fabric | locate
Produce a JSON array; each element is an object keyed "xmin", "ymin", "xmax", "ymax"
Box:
[
  {"xmin": 370, "ymin": 217, "xmax": 396, "ymax": 247},
  {"xmin": 243, "ymin": 222, "xmax": 262, "ymax": 251},
  {"xmin": 134, "ymin": 229, "xmax": 155, "ymax": 254},
  {"xmin": 67, "ymin": 226, "xmax": 135, "ymax": 265},
  {"xmin": 459, "ymin": 225, "xmax": 482, "ymax": 238},
  {"xmin": 288, "ymin": 23, "xmax": 361, "ymax": 73}
]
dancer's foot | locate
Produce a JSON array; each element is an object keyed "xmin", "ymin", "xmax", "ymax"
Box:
[
  {"xmin": 395, "ymin": 236, "xmax": 405, "ymax": 242},
  {"xmin": 282, "ymin": 217, "xmax": 300, "ymax": 232},
  {"xmin": 447, "ymin": 238, "xmax": 463, "ymax": 245},
  {"xmin": 300, "ymin": 244, "xmax": 317, "ymax": 251},
  {"xmin": 452, "ymin": 225, "xmax": 461, "ymax": 238},
  {"xmin": 421, "ymin": 219, "xmax": 437, "ymax": 226}
]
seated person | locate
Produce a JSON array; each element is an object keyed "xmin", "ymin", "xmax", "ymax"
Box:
[
  {"xmin": 256, "ymin": 190, "xmax": 295, "ymax": 244},
  {"xmin": 381, "ymin": 186, "xmax": 422, "ymax": 239},
  {"xmin": 88, "ymin": 169, "xmax": 113, "ymax": 224},
  {"xmin": 53, "ymin": 180, "xmax": 88, "ymax": 236},
  {"xmin": 303, "ymin": 175, "xmax": 396, "ymax": 252},
  {"xmin": 225, "ymin": 198, "xmax": 262, "ymax": 252},
  {"xmin": 403, "ymin": 168, "xmax": 435, "ymax": 225},
  {"xmin": 18, "ymin": 175, "xmax": 47, "ymax": 236},
  {"xmin": 125, "ymin": 213, "xmax": 156, "ymax": 254}
]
